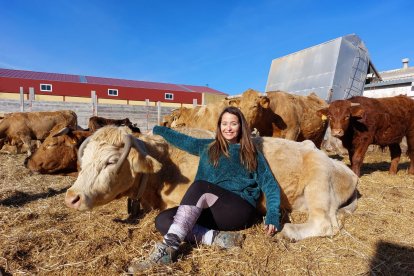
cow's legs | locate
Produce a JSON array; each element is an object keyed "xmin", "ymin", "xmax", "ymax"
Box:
[
  {"xmin": 388, "ymin": 143, "xmax": 401, "ymax": 174},
  {"xmin": 406, "ymin": 133, "xmax": 414, "ymax": 174},
  {"xmin": 350, "ymin": 142, "xmax": 370, "ymax": 176},
  {"xmin": 280, "ymin": 165, "xmax": 335, "ymax": 241},
  {"xmin": 20, "ymin": 135, "xmax": 33, "ymax": 156},
  {"xmin": 281, "ymin": 122, "xmax": 300, "ymax": 141},
  {"xmin": 0, "ymin": 138, "xmax": 5, "ymax": 149}
]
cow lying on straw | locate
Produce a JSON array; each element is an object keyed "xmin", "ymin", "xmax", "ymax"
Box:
[{"xmin": 65, "ymin": 126, "xmax": 358, "ymax": 241}]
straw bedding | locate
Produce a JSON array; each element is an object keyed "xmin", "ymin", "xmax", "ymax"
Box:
[{"xmin": 1, "ymin": 151, "xmax": 413, "ymax": 275}]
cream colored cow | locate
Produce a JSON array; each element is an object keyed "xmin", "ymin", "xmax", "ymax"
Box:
[{"xmin": 65, "ymin": 126, "xmax": 358, "ymax": 241}]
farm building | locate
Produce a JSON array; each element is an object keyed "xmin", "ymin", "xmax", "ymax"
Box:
[
  {"xmin": 364, "ymin": 58, "xmax": 414, "ymax": 99},
  {"xmin": 265, "ymin": 34, "xmax": 381, "ymax": 103},
  {"xmin": 0, "ymin": 68, "xmax": 227, "ymax": 107}
]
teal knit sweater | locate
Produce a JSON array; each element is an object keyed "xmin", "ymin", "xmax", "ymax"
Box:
[{"xmin": 153, "ymin": 126, "xmax": 281, "ymax": 229}]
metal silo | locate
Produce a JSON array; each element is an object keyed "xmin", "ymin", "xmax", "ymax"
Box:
[{"xmin": 265, "ymin": 34, "xmax": 381, "ymax": 103}]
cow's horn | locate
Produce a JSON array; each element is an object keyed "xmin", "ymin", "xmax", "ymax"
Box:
[
  {"xmin": 113, "ymin": 135, "xmax": 133, "ymax": 173},
  {"xmin": 78, "ymin": 136, "xmax": 92, "ymax": 166},
  {"xmin": 130, "ymin": 136, "xmax": 148, "ymax": 157},
  {"xmin": 350, "ymin": 103, "xmax": 360, "ymax": 107},
  {"xmin": 52, "ymin": 127, "xmax": 71, "ymax": 137}
]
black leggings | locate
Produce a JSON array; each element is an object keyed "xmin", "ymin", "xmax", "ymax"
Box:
[{"xmin": 155, "ymin": 180, "xmax": 260, "ymax": 235}]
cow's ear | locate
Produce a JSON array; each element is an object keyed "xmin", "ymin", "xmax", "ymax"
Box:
[
  {"xmin": 131, "ymin": 154, "xmax": 162, "ymax": 174},
  {"xmin": 351, "ymin": 106, "xmax": 365, "ymax": 119},
  {"xmin": 72, "ymin": 131, "xmax": 92, "ymax": 142},
  {"xmin": 228, "ymin": 98, "xmax": 240, "ymax": 107},
  {"xmin": 258, "ymin": 96, "xmax": 270, "ymax": 108},
  {"xmin": 316, "ymin": 108, "xmax": 329, "ymax": 120}
]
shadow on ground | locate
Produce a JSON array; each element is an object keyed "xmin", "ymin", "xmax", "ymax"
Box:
[
  {"xmin": 370, "ymin": 241, "xmax": 414, "ymax": 275},
  {"xmin": 0, "ymin": 186, "xmax": 70, "ymax": 207}
]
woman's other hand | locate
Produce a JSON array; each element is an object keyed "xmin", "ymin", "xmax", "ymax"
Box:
[{"xmin": 263, "ymin": 224, "xmax": 277, "ymax": 236}]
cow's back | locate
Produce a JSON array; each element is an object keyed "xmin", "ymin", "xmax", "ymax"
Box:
[
  {"xmin": 350, "ymin": 96, "xmax": 414, "ymax": 144},
  {"xmin": 28, "ymin": 110, "xmax": 77, "ymax": 138},
  {"xmin": 255, "ymin": 136, "xmax": 357, "ymax": 211},
  {"xmin": 266, "ymin": 91, "xmax": 328, "ymax": 147}
]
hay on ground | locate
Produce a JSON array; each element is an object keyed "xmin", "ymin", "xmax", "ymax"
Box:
[{"xmin": 0, "ymin": 151, "xmax": 413, "ymax": 275}]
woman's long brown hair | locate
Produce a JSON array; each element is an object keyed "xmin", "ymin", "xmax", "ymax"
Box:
[{"xmin": 208, "ymin": 106, "xmax": 257, "ymax": 171}]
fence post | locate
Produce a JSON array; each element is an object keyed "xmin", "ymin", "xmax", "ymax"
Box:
[
  {"xmin": 29, "ymin": 87, "xmax": 35, "ymax": 111},
  {"xmin": 91, "ymin": 90, "xmax": 98, "ymax": 116},
  {"xmin": 157, "ymin": 101, "xmax": 161, "ymax": 126},
  {"xmin": 145, "ymin": 99, "xmax": 150, "ymax": 131},
  {"xmin": 193, "ymin": 98, "xmax": 197, "ymax": 107},
  {"xmin": 19, "ymin": 87, "xmax": 24, "ymax": 112}
]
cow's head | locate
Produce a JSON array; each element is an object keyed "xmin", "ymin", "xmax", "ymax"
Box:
[
  {"xmin": 235, "ymin": 89, "xmax": 288, "ymax": 136},
  {"xmin": 167, "ymin": 108, "xmax": 189, "ymax": 128},
  {"xmin": 64, "ymin": 126, "xmax": 162, "ymax": 211},
  {"xmin": 236, "ymin": 89, "xmax": 269, "ymax": 126},
  {"xmin": 25, "ymin": 127, "xmax": 92, "ymax": 174},
  {"xmin": 317, "ymin": 100, "xmax": 365, "ymax": 138}
]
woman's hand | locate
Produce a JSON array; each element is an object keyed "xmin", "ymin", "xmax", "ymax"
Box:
[{"xmin": 263, "ymin": 224, "xmax": 277, "ymax": 236}]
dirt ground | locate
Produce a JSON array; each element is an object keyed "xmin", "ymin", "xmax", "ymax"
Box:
[{"xmin": 1, "ymin": 151, "xmax": 413, "ymax": 275}]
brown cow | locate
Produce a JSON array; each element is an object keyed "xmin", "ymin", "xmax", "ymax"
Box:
[
  {"xmin": 317, "ymin": 95, "xmax": 414, "ymax": 176},
  {"xmin": 235, "ymin": 89, "xmax": 328, "ymax": 148},
  {"xmin": 65, "ymin": 126, "xmax": 358, "ymax": 241},
  {"xmin": 25, "ymin": 127, "xmax": 92, "ymax": 175},
  {"xmin": 0, "ymin": 110, "xmax": 77, "ymax": 155},
  {"xmin": 88, "ymin": 116, "xmax": 139, "ymax": 132}
]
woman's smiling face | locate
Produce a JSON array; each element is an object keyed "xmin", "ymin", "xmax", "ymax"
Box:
[{"xmin": 220, "ymin": 112, "xmax": 240, "ymax": 144}]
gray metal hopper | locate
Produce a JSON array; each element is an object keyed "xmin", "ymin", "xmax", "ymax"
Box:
[{"xmin": 265, "ymin": 34, "xmax": 381, "ymax": 103}]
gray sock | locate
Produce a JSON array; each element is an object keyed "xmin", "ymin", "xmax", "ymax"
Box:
[{"xmin": 164, "ymin": 205, "xmax": 202, "ymax": 249}]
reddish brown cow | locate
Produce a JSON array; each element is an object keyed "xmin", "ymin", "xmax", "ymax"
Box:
[
  {"xmin": 317, "ymin": 95, "xmax": 414, "ymax": 176},
  {"xmin": 24, "ymin": 116, "xmax": 140, "ymax": 175},
  {"xmin": 25, "ymin": 127, "xmax": 92, "ymax": 175}
]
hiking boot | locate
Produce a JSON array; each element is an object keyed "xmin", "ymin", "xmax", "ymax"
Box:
[
  {"xmin": 211, "ymin": 231, "xmax": 245, "ymax": 249},
  {"xmin": 128, "ymin": 242, "xmax": 178, "ymax": 273}
]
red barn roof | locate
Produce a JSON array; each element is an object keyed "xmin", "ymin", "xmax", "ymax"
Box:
[
  {"xmin": 0, "ymin": 68, "xmax": 80, "ymax": 82},
  {"xmin": 0, "ymin": 68, "xmax": 226, "ymax": 95}
]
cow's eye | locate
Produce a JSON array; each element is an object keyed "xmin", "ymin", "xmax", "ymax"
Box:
[
  {"xmin": 345, "ymin": 115, "xmax": 350, "ymax": 120},
  {"xmin": 106, "ymin": 158, "xmax": 118, "ymax": 167},
  {"xmin": 46, "ymin": 143, "xmax": 57, "ymax": 149}
]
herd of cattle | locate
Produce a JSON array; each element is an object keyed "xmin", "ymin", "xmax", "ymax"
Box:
[{"xmin": 1, "ymin": 89, "xmax": 414, "ymax": 241}]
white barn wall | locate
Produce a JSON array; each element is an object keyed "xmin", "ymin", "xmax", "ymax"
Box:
[{"xmin": 364, "ymin": 85, "xmax": 414, "ymax": 98}]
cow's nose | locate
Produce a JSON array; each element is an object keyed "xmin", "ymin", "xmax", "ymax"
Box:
[
  {"xmin": 331, "ymin": 129, "xmax": 344, "ymax": 138},
  {"xmin": 65, "ymin": 191, "xmax": 81, "ymax": 209}
]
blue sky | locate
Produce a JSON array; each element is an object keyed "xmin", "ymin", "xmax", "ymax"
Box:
[{"xmin": 1, "ymin": 0, "xmax": 413, "ymax": 95}]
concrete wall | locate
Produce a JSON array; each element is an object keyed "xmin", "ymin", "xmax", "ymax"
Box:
[
  {"xmin": 0, "ymin": 99, "xmax": 175, "ymax": 131},
  {"xmin": 364, "ymin": 84, "xmax": 414, "ymax": 98}
]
